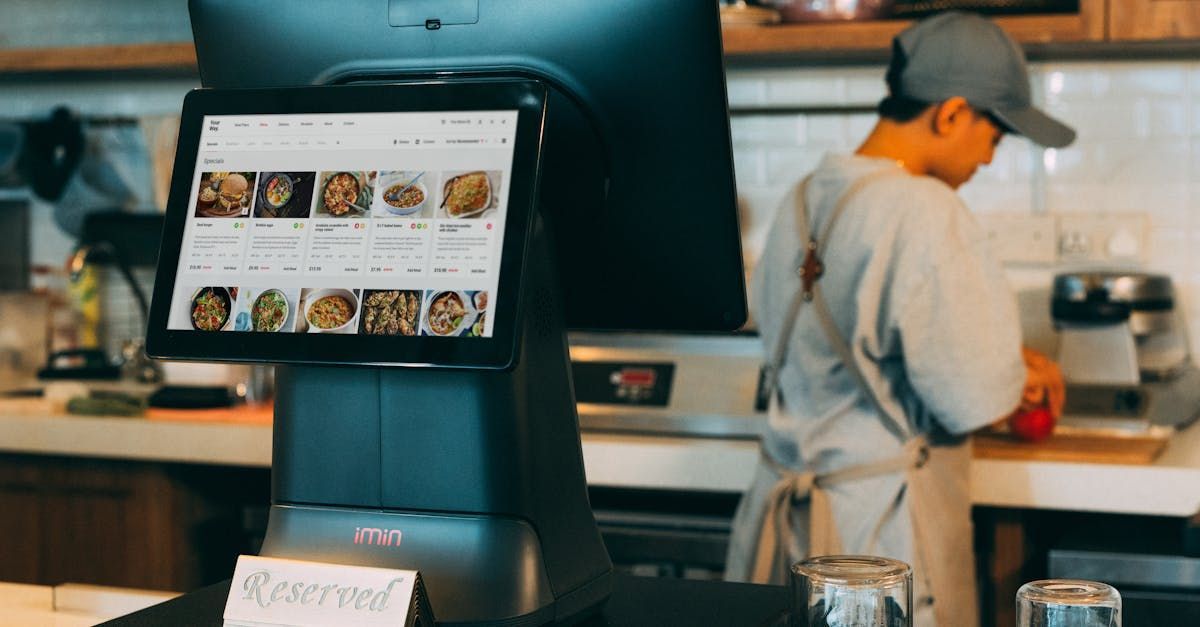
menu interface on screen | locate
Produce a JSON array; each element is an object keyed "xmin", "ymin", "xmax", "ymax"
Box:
[{"xmin": 167, "ymin": 110, "xmax": 518, "ymax": 339}]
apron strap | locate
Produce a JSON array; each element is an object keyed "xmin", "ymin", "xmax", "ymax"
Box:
[
  {"xmin": 811, "ymin": 280, "xmax": 911, "ymax": 442},
  {"xmin": 762, "ymin": 166, "xmax": 912, "ymax": 443},
  {"xmin": 750, "ymin": 434, "xmax": 930, "ymax": 584},
  {"xmin": 750, "ymin": 165, "xmax": 925, "ymax": 585},
  {"xmin": 762, "ymin": 178, "xmax": 816, "ymax": 395}
]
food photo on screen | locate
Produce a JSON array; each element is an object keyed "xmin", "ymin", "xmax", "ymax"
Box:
[
  {"xmin": 296, "ymin": 288, "xmax": 361, "ymax": 334},
  {"xmin": 439, "ymin": 170, "xmax": 500, "ymax": 219},
  {"xmin": 359, "ymin": 289, "xmax": 423, "ymax": 336},
  {"xmin": 314, "ymin": 171, "xmax": 374, "ymax": 219},
  {"xmin": 232, "ymin": 287, "xmax": 299, "ymax": 333},
  {"xmin": 372, "ymin": 170, "xmax": 434, "ymax": 219},
  {"xmin": 466, "ymin": 290, "xmax": 489, "ymax": 338},
  {"xmin": 253, "ymin": 172, "xmax": 316, "ymax": 219},
  {"xmin": 195, "ymin": 172, "xmax": 256, "ymax": 218},
  {"xmin": 167, "ymin": 285, "xmax": 238, "ymax": 331},
  {"xmin": 420, "ymin": 289, "xmax": 487, "ymax": 337}
]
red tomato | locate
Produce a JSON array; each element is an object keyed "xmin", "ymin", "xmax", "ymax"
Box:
[{"xmin": 1009, "ymin": 407, "xmax": 1055, "ymax": 442}]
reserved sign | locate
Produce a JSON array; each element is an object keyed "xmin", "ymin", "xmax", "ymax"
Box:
[{"xmin": 223, "ymin": 555, "xmax": 433, "ymax": 627}]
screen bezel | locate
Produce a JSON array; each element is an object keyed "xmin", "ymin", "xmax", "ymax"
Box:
[{"xmin": 146, "ymin": 80, "xmax": 546, "ymax": 369}]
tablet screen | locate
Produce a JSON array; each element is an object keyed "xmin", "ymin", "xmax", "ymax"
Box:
[
  {"xmin": 147, "ymin": 81, "xmax": 544, "ymax": 367},
  {"xmin": 166, "ymin": 110, "xmax": 515, "ymax": 339}
]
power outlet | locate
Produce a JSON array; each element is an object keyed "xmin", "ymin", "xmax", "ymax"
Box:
[
  {"xmin": 1055, "ymin": 212, "xmax": 1149, "ymax": 264},
  {"xmin": 976, "ymin": 213, "xmax": 1057, "ymax": 265},
  {"xmin": 1059, "ymin": 229, "xmax": 1091, "ymax": 257}
]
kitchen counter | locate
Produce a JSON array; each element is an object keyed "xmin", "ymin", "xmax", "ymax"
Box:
[
  {"xmin": 1, "ymin": 407, "xmax": 1199, "ymax": 517},
  {"xmin": 0, "ymin": 581, "xmax": 177, "ymax": 626},
  {"xmin": 583, "ymin": 427, "xmax": 1200, "ymax": 517}
]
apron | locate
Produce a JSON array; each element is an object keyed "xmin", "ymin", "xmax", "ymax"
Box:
[{"xmin": 727, "ymin": 171, "xmax": 980, "ymax": 627}]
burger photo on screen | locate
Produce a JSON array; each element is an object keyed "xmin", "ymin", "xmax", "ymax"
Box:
[{"xmin": 218, "ymin": 173, "xmax": 250, "ymax": 212}]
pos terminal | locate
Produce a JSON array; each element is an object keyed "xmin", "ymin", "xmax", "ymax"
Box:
[
  {"xmin": 149, "ymin": 2, "xmax": 746, "ymax": 626},
  {"xmin": 150, "ymin": 81, "xmax": 612, "ymax": 625}
]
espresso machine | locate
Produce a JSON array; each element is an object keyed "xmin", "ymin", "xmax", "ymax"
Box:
[{"xmin": 1052, "ymin": 271, "xmax": 1200, "ymax": 431}]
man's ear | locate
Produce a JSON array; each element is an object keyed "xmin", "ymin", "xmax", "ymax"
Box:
[{"xmin": 931, "ymin": 96, "xmax": 971, "ymax": 136}]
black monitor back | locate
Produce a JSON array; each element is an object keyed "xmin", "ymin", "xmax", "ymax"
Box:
[{"xmin": 190, "ymin": 0, "xmax": 746, "ymax": 332}]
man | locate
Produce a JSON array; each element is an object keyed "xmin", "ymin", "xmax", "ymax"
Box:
[{"xmin": 725, "ymin": 12, "xmax": 1070, "ymax": 627}]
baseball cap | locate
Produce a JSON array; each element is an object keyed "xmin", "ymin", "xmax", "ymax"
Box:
[{"xmin": 886, "ymin": 11, "xmax": 1075, "ymax": 148}]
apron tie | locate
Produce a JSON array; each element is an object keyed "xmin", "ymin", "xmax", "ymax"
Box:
[{"xmin": 750, "ymin": 436, "xmax": 930, "ymax": 585}]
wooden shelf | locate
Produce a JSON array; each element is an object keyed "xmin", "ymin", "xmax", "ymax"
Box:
[
  {"xmin": 0, "ymin": 42, "xmax": 197, "ymax": 73},
  {"xmin": 5, "ymin": 1, "xmax": 1191, "ymax": 76},
  {"xmin": 1110, "ymin": 0, "xmax": 1200, "ymax": 41},
  {"xmin": 723, "ymin": 19, "xmax": 911, "ymax": 56},
  {"xmin": 723, "ymin": 2, "xmax": 1105, "ymax": 57}
]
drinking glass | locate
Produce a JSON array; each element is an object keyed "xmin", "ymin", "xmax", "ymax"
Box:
[
  {"xmin": 1016, "ymin": 580, "xmax": 1121, "ymax": 627},
  {"xmin": 789, "ymin": 555, "xmax": 912, "ymax": 627}
]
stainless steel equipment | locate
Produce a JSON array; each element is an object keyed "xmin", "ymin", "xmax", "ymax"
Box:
[
  {"xmin": 567, "ymin": 332, "xmax": 767, "ymax": 580},
  {"xmin": 1052, "ymin": 271, "xmax": 1200, "ymax": 430},
  {"xmin": 568, "ymin": 332, "xmax": 767, "ymax": 439}
]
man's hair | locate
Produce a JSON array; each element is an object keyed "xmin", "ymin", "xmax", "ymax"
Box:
[
  {"xmin": 877, "ymin": 94, "xmax": 935, "ymax": 122},
  {"xmin": 880, "ymin": 38, "xmax": 934, "ymax": 123},
  {"xmin": 878, "ymin": 94, "xmax": 1014, "ymax": 135}
]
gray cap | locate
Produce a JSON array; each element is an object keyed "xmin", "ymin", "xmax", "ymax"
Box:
[{"xmin": 886, "ymin": 11, "xmax": 1075, "ymax": 148}]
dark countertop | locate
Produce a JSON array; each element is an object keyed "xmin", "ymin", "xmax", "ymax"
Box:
[{"xmin": 101, "ymin": 572, "xmax": 789, "ymax": 626}]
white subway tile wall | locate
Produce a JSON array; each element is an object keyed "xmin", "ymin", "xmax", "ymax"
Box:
[
  {"xmin": 0, "ymin": 0, "xmax": 192, "ymax": 50},
  {"xmin": 0, "ymin": 78, "xmax": 198, "ymax": 120},
  {"xmin": 5, "ymin": 59, "xmax": 1200, "ymax": 355},
  {"xmin": 729, "ymin": 61, "xmax": 1200, "ymax": 358}
]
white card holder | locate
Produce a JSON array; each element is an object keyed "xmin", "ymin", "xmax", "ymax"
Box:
[{"xmin": 223, "ymin": 555, "xmax": 434, "ymax": 627}]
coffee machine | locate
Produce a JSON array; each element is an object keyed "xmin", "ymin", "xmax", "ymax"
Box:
[{"xmin": 1052, "ymin": 272, "xmax": 1200, "ymax": 430}]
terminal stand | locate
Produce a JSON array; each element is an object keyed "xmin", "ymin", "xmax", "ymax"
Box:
[{"xmin": 261, "ymin": 214, "xmax": 612, "ymax": 626}]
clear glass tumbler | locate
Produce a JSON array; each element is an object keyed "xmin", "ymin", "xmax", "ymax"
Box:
[
  {"xmin": 1016, "ymin": 580, "xmax": 1121, "ymax": 627},
  {"xmin": 789, "ymin": 555, "xmax": 912, "ymax": 627}
]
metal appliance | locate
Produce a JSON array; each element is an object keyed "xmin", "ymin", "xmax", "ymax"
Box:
[
  {"xmin": 1052, "ymin": 271, "xmax": 1200, "ymax": 430},
  {"xmin": 570, "ymin": 332, "xmax": 767, "ymax": 439},
  {"xmin": 568, "ymin": 332, "xmax": 767, "ymax": 579}
]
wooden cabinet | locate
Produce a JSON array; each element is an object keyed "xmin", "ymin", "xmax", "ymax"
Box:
[
  {"xmin": 722, "ymin": 0, "xmax": 1106, "ymax": 57},
  {"xmin": 1109, "ymin": 0, "xmax": 1200, "ymax": 40},
  {"xmin": 0, "ymin": 454, "xmax": 267, "ymax": 592}
]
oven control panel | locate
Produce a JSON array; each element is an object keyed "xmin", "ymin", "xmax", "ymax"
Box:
[
  {"xmin": 571, "ymin": 361, "xmax": 675, "ymax": 407},
  {"xmin": 567, "ymin": 333, "xmax": 768, "ymax": 438}
]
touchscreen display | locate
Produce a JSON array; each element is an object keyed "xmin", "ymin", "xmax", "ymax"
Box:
[{"xmin": 165, "ymin": 110, "xmax": 517, "ymax": 339}]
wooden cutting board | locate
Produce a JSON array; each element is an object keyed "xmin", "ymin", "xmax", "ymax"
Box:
[
  {"xmin": 973, "ymin": 428, "xmax": 1171, "ymax": 465},
  {"xmin": 145, "ymin": 403, "xmax": 273, "ymax": 424}
]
